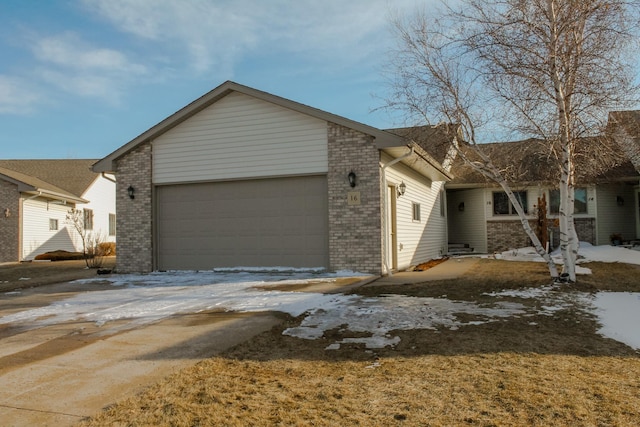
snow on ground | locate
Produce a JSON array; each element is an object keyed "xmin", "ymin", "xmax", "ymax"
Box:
[
  {"xmin": 1, "ymin": 245, "xmax": 639, "ymax": 351},
  {"xmin": 495, "ymin": 242, "xmax": 640, "ymax": 266}
]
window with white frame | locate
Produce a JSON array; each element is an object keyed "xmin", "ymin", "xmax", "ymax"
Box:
[
  {"xmin": 549, "ymin": 188, "xmax": 587, "ymax": 214},
  {"xmin": 49, "ymin": 218, "xmax": 58, "ymax": 231},
  {"xmin": 493, "ymin": 191, "xmax": 528, "ymax": 215},
  {"xmin": 83, "ymin": 209, "xmax": 94, "ymax": 230},
  {"xmin": 109, "ymin": 213, "xmax": 116, "ymax": 236},
  {"xmin": 439, "ymin": 190, "xmax": 446, "ymax": 217},
  {"xmin": 412, "ymin": 202, "xmax": 421, "ymax": 221}
]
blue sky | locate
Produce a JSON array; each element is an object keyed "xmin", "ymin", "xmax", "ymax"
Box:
[{"xmin": 0, "ymin": 0, "xmax": 435, "ymax": 160}]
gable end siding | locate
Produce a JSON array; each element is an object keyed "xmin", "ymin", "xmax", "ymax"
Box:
[{"xmin": 152, "ymin": 91, "xmax": 328, "ymax": 184}]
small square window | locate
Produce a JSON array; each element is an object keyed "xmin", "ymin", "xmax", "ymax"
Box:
[
  {"xmin": 49, "ymin": 218, "xmax": 58, "ymax": 231},
  {"xmin": 83, "ymin": 209, "xmax": 94, "ymax": 230},
  {"xmin": 412, "ymin": 202, "xmax": 421, "ymax": 222},
  {"xmin": 109, "ymin": 213, "xmax": 116, "ymax": 236}
]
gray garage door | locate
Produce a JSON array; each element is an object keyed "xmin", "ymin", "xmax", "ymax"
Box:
[{"xmin": 156, "ymin": 175, "xmax": 329, "ymax": 270}]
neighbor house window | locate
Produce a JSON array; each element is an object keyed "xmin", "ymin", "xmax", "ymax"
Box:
[
  {"xmin": 412, "ymin": 202, "xmax": 421, "ymax": 221},
  {"xmin": 493, "ymin": 191, "xmax": 528, "ymax": 215},
  {"xmin": 83, "ymin": 209, "xmax": 94, "ymax": 230},
  {"xmin": 549, "ymin": 188, "xmax": 587, "ymax": 214},
  {"xmin": 49, "ymin": 218, "xmax": 58, "ymax": 231},
  {"xmin": 108, "ymin": 213, "xmax": 116, "ymax": 236}
]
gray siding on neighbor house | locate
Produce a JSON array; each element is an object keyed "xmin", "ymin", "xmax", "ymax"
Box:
[
  {"xmin": 152, "ymin": 91, "xmax": 328, "ymax": 184},
  {"xmin": 115, "ymin": 143, "xmax": 153, "ymax": 273},
  {"xmin": 596, "ymin": 183, "xmax": 637, "ymax": 245},
  {"xmin": 327, "ymin": 123, "xmax": 382, "ymax": 274},
  {"xmin": 0, "ymin": 179, "xmax": 20, "ymax": 262}
]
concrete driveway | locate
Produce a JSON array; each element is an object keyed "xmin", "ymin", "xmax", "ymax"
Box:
[
  {"xmin": 0, "ymin": 258, "xmax": 477, "ymax": 426},
  {"xmin": 0, "ymin": 280, "xmax": 282, "ymax": 426}
]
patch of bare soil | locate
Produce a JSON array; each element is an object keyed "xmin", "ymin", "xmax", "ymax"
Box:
[
  {"xmin": 80, "ymin": 259, "xmax": 640, "ymax": 427},
  {"xmin": 0, "ymin": 257, "xmax": 116, "ymax": 293},
  {"xmin": 412, "ymin": 256, "xmax": 449, "ymax": 271}
]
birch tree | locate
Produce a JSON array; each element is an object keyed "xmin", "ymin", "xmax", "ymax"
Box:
[{"xmin": 386, "ymin": 0, "xmax": 639, "ymax": 283}]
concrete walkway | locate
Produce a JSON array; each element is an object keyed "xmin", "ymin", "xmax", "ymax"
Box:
[{"xmin": 368, "ymin": 257, "xmax": 480, "ymax": 286}]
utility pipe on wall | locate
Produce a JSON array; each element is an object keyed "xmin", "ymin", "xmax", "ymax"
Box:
[{"xmin": 380, "ymin": 146, "xmax": 414, "ymax": 276}]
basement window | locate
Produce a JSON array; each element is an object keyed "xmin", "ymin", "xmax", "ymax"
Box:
[{"xmin": 412, "ymin": 202, "xmax": 421, "ymax": 222}]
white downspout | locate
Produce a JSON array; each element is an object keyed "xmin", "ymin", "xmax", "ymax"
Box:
[{"xmin": 381, "ymin": 146, "xmax": 414, "ymax": 276}]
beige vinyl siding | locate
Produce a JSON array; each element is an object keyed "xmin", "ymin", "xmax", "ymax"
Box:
[
  {"xmin": 153, "ymin": 91, "xmax": 328, "ymax": 184},
  {"xmin": 385, "ymin": 155, "xmax": 447, "ymax": 270},
  {"xmin": 595, "ymin": 183, "xmax": 637, "ymax": 245},
  {"xmin": 22, "ymin": 198, "xmax": 80, "ymax": 260},
  {"xmin": 447, "ymin": 188, "xmax": 487, "ymax": 253}
]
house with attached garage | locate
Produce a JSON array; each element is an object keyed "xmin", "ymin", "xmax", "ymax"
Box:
[
  {"xmin": 0, "ymin": 160, "xmax": 116, "ymax": 263},
  {"xmin": 444, "ymin": 123, "xmax": 640, "ymax": 254},
  {"xmin": 92, "ymin": 81, "xmax": 454, "ymax": 275}
]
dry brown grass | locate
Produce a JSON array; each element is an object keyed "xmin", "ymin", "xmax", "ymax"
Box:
[
  {"xmin": 80, "ymin": 259, "xmax": 640, "ymax": 427},
  {"xmin": 82, "ymin": 354, "xmax": 640, "ymax": 426}
]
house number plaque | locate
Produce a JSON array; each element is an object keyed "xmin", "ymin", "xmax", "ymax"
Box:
[{"xmin": 347, "ymin": 191, "xmax": 361, "ymax": 206}]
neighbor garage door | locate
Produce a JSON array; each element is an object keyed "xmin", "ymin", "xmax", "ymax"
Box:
[{"xmin": 156, "ymin": 175, "xmax": 328, "ymax": 270}]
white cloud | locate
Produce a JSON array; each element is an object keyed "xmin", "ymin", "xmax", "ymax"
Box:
[
  {"xmin": 27, "ymin": 32, "xmax": 148, "ymax": 104},
  {"xmin": 32, "ymin": 32, "xmax": 145, "ymax": 74},
  {"xmin": 81, "ymin": 0, "xmax": 423, "ymax": 75},
  {"xmin": 0, "ymin": 76, "xmax": 42, "ymax": 114}
]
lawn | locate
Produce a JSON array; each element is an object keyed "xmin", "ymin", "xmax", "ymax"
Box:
[{"xmin": 80, "ymin": 259, "xmax": 640, "ymax": 426}]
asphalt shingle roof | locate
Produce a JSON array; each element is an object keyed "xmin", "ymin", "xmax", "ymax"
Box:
[
  {"xmin": 0, "ymin": 159, "xmax": 99, "ymax": 198},
  {"xmin": 448, "ymin": 137, "xmax": 638, "ymax": 186}
]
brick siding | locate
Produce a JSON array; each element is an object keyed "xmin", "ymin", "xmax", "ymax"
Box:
[
  {"xmin": 327, "ymin": 123, "xmax": 383, "ymax": 274},
  {"xmin": 0, "ymin": 180, "xmax": 20, "ymax": 262},
  {"xmin": 487, "ymin": 218, "xmax": 596, "ymax": 253},
  {"xmin": 114, "ymin": 143, "xmax": 153, "ymax": 273}
]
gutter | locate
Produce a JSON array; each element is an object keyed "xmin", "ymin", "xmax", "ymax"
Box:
[
  {"xmin": 101, "ymin": 172, "xmax": 117, "ymax": 184},
  {"xmin": 380, "ymin": 146, "xmax": 414, "ymax": 276}
]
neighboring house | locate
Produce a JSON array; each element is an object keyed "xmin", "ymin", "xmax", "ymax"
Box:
[
  {"xmin": 0, "ymin": 160, "xmax": 116, "ymax": 263},
  {"xmin": 93, "ymin": 81, "xmax": 453, "ymax": 274},
  {"xmin": 444, "ymin": 129, "xmax": 640, "ymax": 253}
]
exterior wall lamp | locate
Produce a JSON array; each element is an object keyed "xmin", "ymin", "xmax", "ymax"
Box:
[
  {"xmin": 348, "ymin": 171, "xmax": 357, "ymax": 188},
  {"xmin": 397, "ymin": 181, "xmax": 406, "ymax": 197},
  {"xmin": 4, "ymin": 208, "xmax": 9, "ymax": 218},
  {"xmin": 127, "ymin": 185, "xmax": 135, "ymax": 200}
]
